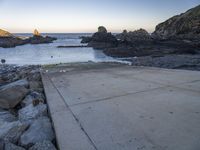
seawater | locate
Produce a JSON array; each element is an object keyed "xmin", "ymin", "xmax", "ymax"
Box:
[{"xmin": 0, "ymin": 33, "xmax": 122, "ymax": 65}]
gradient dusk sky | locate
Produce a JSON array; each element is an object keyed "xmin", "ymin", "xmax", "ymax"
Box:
[{"xmin": 0, "ymin": 0, "xmax": 199, "ymax": 33}]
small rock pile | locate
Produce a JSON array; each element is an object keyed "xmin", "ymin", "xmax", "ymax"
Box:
[{"xmin": 0, "ymin": 65, "xmax": 57, "ymax": 150}]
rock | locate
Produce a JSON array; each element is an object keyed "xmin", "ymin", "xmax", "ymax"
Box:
[
  {"xmin": 116, "ymin": 28, "xmax": 152, "ymax": 44},
  {"xmin": 98, "ymin": 26, "xmax": 107, "ymax": 33},
  {"xmin": 29, "ymin": 81, "xmax": 42, "ymax": 90},
  {"xmin": 0, "ymin": 110, "xmax": 17, "ymax": 122},
  {"xmin": 81, "ymin": 26, "xmax": 118, "ymax": 49},
  {"xmin": 0, "ymin": 139, "xmax": 4, "ymax": 150},
  {"xmin": 4, "ymin": 142, "xmax": 25, "ymax": 150},
  {"xmin": 33, "ymin": 29, "xmax": 41, "ymax": 37},
  {"xmin": 0, "ymin": 29, "xmax": 13, "ymax": 37},
  {"xmin": 0, "ymin": 29, "xmax": 56, "ymax": 48},
  {"xmin": 3, "ymin": 122, "xmax": 28, "ymax": 144},
  {"xmin": 27, "ymin": 72, "xmax": 41, "ymax": 81},
  {"xmin": 29, "ymin": 141, "xmax": 57, "ymax": 150},
  {"xmin": 18, "ymin": 104, "xmax": 47, "ymax": 124},
  {"xmin": 80, "ymin": 36, "xmax": 92, "ymax": 43},
  {"xmin": 28, "ymin": 36, "xmax": 57, "ymax": 45},
  {"xmin": 1, "ymin": 59, "xmax": 6, "ymax": 64},
  {"xmin": 152, "ymin": 5, "xmax": 200, "ymax": 40},
  {"xmin": 0, "ymin": 36, "xmax": 27, "ymax": 48},
  {"xmin": 0, "ymin": 121, "xmax": 26, "ymax": 141},
  {"xmin": 0, "ymin": 79, "xmax": 29, "ymax": 109},
  {"xmin": 20, "ymin": 117, "xmax": 55, "ymax": 147},
  {"xmin": 21, "ymin": 92, "xmax": 45, "ymax": 107}
]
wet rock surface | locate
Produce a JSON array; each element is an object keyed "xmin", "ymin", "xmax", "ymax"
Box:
[{"xmin": 0, "ymin": 65, "xmax": 57, "ymax": 150}]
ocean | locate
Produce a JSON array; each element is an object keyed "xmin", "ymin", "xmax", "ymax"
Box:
[{"xmin": 0, "ymin": 33, "xmax": 119, "ymax": 65}]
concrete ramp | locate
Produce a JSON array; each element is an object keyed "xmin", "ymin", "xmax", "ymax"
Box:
[{"xmin": 42, "ymin": 63, "xmax": 200, "ymax": 150}]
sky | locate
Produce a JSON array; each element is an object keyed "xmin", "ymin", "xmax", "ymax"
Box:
[{"xmin": 0, "ymin": 0, "xmax": 199, "ymax": 33}]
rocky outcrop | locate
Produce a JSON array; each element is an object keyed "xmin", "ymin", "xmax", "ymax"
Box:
[
  {"xmin": 0, "ymin": 29, "xmax": 13, "ymax": 37},
  {"xmin": 81, "ymin": 26, "xmax": 118, "ymax": 49},
  {"xmin": 0, "ymin": 79, "xmax": 29, "ymax": 109},
  {"xmin": 0, "ymin": 29, "xmax": 57, "ymax": 48},
  {"xmin": 153, "ymin": 5, "xmax": 200, "ymax": 40},
  {"xmin": 0, "ymin": 37, "xmax": 28, "ymax": 48},
  {"xmin": 116, "ymin": 28, "xmax": 152, "ymax": 44},
  {"xmin": 33, "ymin": 29, "xmax": 41, "ymax": 36}
]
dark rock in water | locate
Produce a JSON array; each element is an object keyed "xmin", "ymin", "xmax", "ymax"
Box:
[
  {"xmin": 0, "ymin": 37, "xmax": 28, "ymax": 48},
  {"xmin": 0, "ymin": 29, "xmax": 57, "ymax": 48},
  {"xmin": 81, "ymin": 26, "xmax": 118, "ymax": 49},
  {"xmin": 0, "ymin": 29, "xmax": 13, "ymax": 37},
  {"xmin": 152, "ymin": 5, "xmax": 200, "ymax": 40},
  {"xmin": 28, "ymin": 35, "xmax": 57, "ymax": 44},
  {"xmin": 81, "ymin": 36, "xmax": 92, "ymax": 43}
]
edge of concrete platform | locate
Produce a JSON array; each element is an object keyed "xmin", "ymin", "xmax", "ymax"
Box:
[{"xmin": 41, "ymin": 72, "xmax": 96, "ymax": 150}]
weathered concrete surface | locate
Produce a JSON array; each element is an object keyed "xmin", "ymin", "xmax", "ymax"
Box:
[{"xmin": 42, "ymin": 63, "xmax": 200, "ymax": 150}]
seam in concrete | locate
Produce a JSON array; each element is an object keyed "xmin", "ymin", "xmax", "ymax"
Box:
[
  {"xmin": 47, "ymin": 73, "xmax": 98, "ymax": 150},
  {"xmin": 69, "ymin": 85, "xmax": 169, "ymax": 107}
]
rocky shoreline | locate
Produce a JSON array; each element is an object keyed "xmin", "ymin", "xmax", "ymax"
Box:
[
  {"xmin": 81, "ymin": 5, "xmax": 200, "ymax": 69},
  {"xmin": 0, "ymin": 29, "xmax": 57, "ymax": 48},
  {"xmin": 0, "ymin": 65, "xmax": 57, "ymax": 150}
]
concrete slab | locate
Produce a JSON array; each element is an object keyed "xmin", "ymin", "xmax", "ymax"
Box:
[
  {"xmin": 51, "ymin": 71, "xmax": 163, "ymax": 106},
  {"xmin": 42, "ymin": 74, "xmax": 96, "ymax": 150},
  {"xmin": 71, "ymin": 86, "xmax": 200, "ymax": 150},
  {"xmin": 42, "ymin": 63, "xmax": 200, "ymax": 150}
]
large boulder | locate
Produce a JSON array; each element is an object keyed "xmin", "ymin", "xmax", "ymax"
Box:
[
  {"xmin": 152, "ymin": 5, "xmax": 200, "ymax": 40},
  {"xmin": 81, "ymin": 26, "xmax": 118, "ymax": 49},
  {"xmin": 0, "ymin": 79, "xmax": 29, "ymax": 109},
  {"xmin": 20, "ymin": 117, "xmax": 55, "ymax": 147},
  {"xmin": 0, "ymin": 121, "xmax": 27, "ymax": 143},
  {"xmin": 18, "ymin": 104, "xmax": 47, "ymax": 124},
  {"xmin": 0, "ymin": 29, "xmax": 13, "ymax": 37}
]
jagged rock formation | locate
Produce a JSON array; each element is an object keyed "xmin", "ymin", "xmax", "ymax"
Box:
[
  {"xmin": 116, "ymin": 28, "xmax": 152, "ymax": 43},
  {"xmin": 81, "ymin": 26, "xmax": 118, "ymax": 49},
  {"xmin": 33, "ymin": 29, "xmax": 41, "ymax": 37},
  {"xmin": 0, "ymin": 29, "xmax": 13, "ymax": 37},
  {"xmin": 153, "ymin": 5, "xmax": 200, "ymax": 40}
]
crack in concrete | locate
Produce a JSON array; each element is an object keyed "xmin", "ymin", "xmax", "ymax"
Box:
[{"xmin": 46, "ymin": 74, "xmax": 98, "ymax": 150}]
